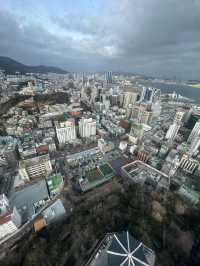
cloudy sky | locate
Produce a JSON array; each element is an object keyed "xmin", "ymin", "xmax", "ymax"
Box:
[{"xmin": 0, "ymin": 0, "xmax": 200, "ymax": 79}]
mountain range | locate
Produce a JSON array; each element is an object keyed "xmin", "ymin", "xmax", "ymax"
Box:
[{"xmin": 0, "ymin": 56, "xmax": 68, "ymax": 74}]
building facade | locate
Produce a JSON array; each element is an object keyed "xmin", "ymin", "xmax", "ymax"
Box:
[
  {"xmin": 179, "ymin": 154, "xmax": 199, "ymax": 174},
  {"xmin": 0, "ymin": 194, "xmax": 21, "ymax": 239},
  {"xmin": 55, "ymin": 119, "xmax": 76, "ymax": 144},
  {"xmin": 19, "ymin": 154, "xmax": 52, "ymax": 180},
  {"xmin": 165, "ymin": 111, "xmax": 185, "ymax": 142},
  {"xmin": 187, "ymin": 119, "xmax": 200, "ymax": 144},
  {"xmin": 79, "ymin": 118, "xmax": 96, "ymax": 138}
]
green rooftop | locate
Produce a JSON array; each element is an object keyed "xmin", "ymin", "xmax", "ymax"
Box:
[
  {"xmin": 99, "ymin": 163, "xmax": 115, "ymax": 177},
  {"xmin": 46, "ymin": 174, "xmax": 63, "ymax": 192},
  {"xmin": 86, "ymin": 168, "xmax": 103, "ymax": 183},
  {"xmin": 131, "ymin": 123, "xmax": 143, "ymax": 130},
  {"xmin": 80, "ymin": 164, "xmax": 115, "ymax": 192}
]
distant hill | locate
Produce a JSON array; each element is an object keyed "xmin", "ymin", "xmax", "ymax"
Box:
[{"xmin": 0, "ymin": 56, "xmax": 68, "ymax": 74}]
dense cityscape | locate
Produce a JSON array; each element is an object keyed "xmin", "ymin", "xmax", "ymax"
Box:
[
  {"xmin": 0, "ymin": 68, "xmax": 199, "ymax": 266},
  {"xmin": 1, "ymin": 0, "xmax": 200, "ymax": 266}
]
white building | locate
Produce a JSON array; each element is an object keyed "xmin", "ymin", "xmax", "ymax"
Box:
[
  {"xmin": 189, "ymin": 135, "xmax": 200, "ymax": 155},
  {"xmin": 0, "ymin": 194, "xmax": 21, "ymax": 239},
  {"xmin": 79, "ymin": 118, "xmax": 96, "ymax": 138},
  {"xmin": 119, "ymin": 141, "xmax": 128, "ymax": 152},
  {"xmin": 165, "ymin": 111, "xmax": 185, "ymax": 142},
  {"xmin": 0, "ymin": 194, "xmax": 9, "ymax": 215},
  {"xmin": 174, "ymin": 111, "xmax": 185, "ymax": 123},
  {"xmin": 123, "ymin": 92, "xmax": 138, "ymax": 108},
  {"xmin": 152, "ymin": 101, "xmax": 162, "ymax": 117},
  {"xmin": 55, "ymin": 119, "xmax": 76, "ymax": 144},
  {"xmin": 19, "ymin": 154, "xmax": 52, "ymax": 180},
  {"xmin": 0, "ymin": 208, "xmax": 22, "ymax": 239},
  {"xmin": 165, "ymin": 123, "xmax": 180, "ymax": 142},
  {"xmin": 187, "ymin": 119, "xmax": 200, "ymax": 143},
  {"xmin": 179, "ymin": 154, "xmax": 199, "ymax": 174}
]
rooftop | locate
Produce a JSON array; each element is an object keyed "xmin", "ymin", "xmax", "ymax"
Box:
[
  {"xmin": 46, "ymin": 174, "xmax": 63, "ymax": 191},
  {"xmin": 0, "ymin": 210, "xmax": 13, "ymax": 225},
  {"xmin": 87, "ymin": 231, "xmax": 155, "ymax": 266},
  {"xmin": 9, "ymin": 180, "xmax": 49, "ymax": 223},
  {"xmin": 79, "ymin": 163, "xmax": 115, "ymax": 192},
  {"xmin": 121, "ymin": 160, "xmax": 170, "ymax": 190}
]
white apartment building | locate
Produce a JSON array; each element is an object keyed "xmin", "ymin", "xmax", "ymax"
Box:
[
  {"xmin": 123, "ymin": 92, "xmax": 138, "ymax": 108},
  {"xmin": 165, "ymin": 111, "xmax": 185, "ymax": 142},
  {"xmin": 189, "ymin": 135, "xmax": 200, "ymax": 155},
  {"xmin": 79, "ymin": 118, "xmax": 96, "ymax": 138},
  {"xmin": 187, "ymin": 119, "xmax": 200, "ymax": 143},
  {"xmin": 55, "ymin": 119, "xmax": 76, "ymax": 144},
  {"xmin": 165, "ymin": 123, "xmax": 180, "ymax": 142},
  {"xmin": 19, "ymin": 154, "xmax": 52, "ymax": 180}
]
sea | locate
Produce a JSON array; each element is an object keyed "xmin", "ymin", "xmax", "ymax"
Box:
[{"xmin": 140, "ymin": 81, "xmax": 200, "ymax": 104}]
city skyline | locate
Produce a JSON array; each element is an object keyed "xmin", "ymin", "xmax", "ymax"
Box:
[{"xmin": 1, "ymin": 0, "xmax": 200, "ymax": 79}]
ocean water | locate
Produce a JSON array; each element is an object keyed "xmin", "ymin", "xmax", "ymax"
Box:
[{"xmin": 141, "ymin": 81, "xmax": 200, "ymax": 103}]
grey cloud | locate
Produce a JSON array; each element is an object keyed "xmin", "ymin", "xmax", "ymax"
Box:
[
  {"xmin": 1, "ymin": 1, "xmax": 200, "ymax": 78},
  {"xmin": 0, "ymin": 9, "xmax": 100, "ymax": 70}
]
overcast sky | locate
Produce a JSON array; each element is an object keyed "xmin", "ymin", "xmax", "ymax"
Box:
[{"xmin": 0, "ymin": 0, "xmax": 200, "ymax": 79}]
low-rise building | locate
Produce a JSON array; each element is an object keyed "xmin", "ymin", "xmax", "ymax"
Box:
[
  {"xmin": 0, "ymin": 194, "xmax": 21, "ymax": 239},
  {"xmin": 179, "ymin": 154, "xmax": 199, "ymax": 174},
  {"xmin": 46, "ymin": 174, "xmax": 64, "ymax": 197},
  {"xmin": 98, "ymin": 139, "xmax": 114, "ymax": 154},
  {"xmin": 121, "ymin": 160, "xmax": 170, "ymax": 190},
  {"xmin": 19, "ymin": 154, "xmax": 52, "ymax": 180}
]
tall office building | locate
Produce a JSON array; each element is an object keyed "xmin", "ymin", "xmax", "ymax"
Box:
[
  {"xmin": 165, "ymin": 111, "xmax": 185, "ymax": 142},
  {"xmin": 105, "ymin": 71, "xmax": 112, "ymax": 84},
  {"xmin": 55, "ymin": 119, "xmax": 76, "ymax": 144},
  {"xmin": 90, "ymin": 86, "xmax": 98, "ymax": 103},
  {"xmin": 123, "ymin": 92, "xmax": 138, "ymax": 108},
  {"xmin": 79, "ymin": 118, "xmax": 96, "ymax": 138},
  {"xmin": 110, "ymin": 94, "xmax": 120, "ymax": 106},
  {"xmin": 140, "ymin": 87, "xmax": 160, "ymax": 103},
  {"xmin": 187, "ymin": 119, "xmax": 200, "ymax": 143},
  {"xmin": 184, "ymin": 106, "xmax": 200, "ymax": 129},
  {"xmin": 140, "ymin": 87, "xmax": 147, "ymax": 102},
  {"xmin": 82, "ymin": 72, "xmax": 87, "ymax": 85}
]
